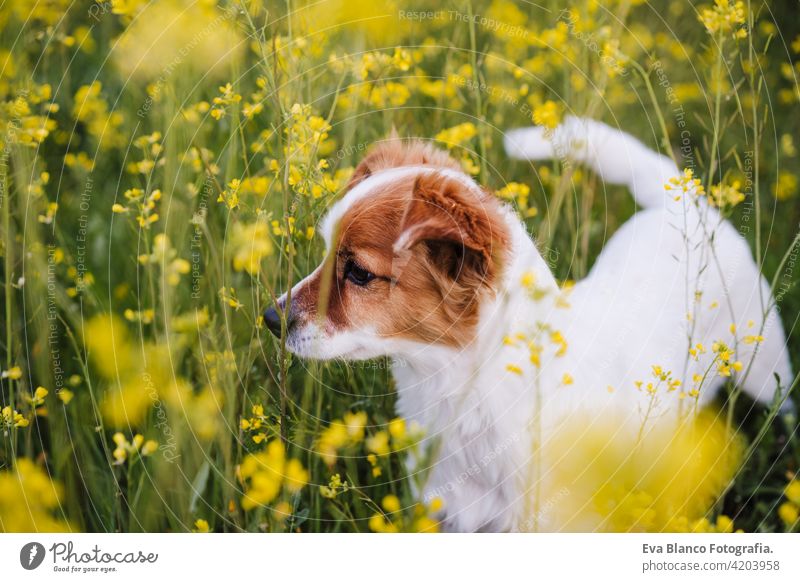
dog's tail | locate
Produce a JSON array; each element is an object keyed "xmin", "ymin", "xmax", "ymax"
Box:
[{"xmin": 504, "ymin": 116, "xmax": 680, "ymax": 210}]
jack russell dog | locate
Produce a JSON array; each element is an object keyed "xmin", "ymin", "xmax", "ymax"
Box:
[{"xmin": 263, "ymin": 117, "xmax": 792, "ymax": 532}]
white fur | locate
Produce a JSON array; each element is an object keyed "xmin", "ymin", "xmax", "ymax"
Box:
[{"xmin": 284, "ymin": 118, "xmax": 793, "ymax": 532}]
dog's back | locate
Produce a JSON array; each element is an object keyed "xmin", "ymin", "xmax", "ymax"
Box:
[{"xmin": 506, "ymin": 117, "xmax": 792, "ymax": 413}]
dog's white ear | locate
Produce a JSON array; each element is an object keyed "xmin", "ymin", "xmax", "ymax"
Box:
[{"xmin": 394, "ymin": 173, "xmax": 508, "ymax": 282}]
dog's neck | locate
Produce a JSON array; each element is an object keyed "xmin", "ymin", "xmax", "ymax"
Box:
[
  {"xmin": 389, "ymin": 208, "xmax": 561, "ymax": 531},
  {"xmin": 392, "ymin": 206, "xmax": 559, "ymax": 420}
]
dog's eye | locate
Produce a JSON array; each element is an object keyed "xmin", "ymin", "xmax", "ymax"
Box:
[{"xmin": 344, "ymin": 259, "xmax": 375, "ymax": 286}]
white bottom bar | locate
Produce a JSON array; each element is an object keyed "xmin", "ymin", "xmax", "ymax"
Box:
[{"xmin": 1, "ymin": 533, "xmax": 798, "ymax": 581}]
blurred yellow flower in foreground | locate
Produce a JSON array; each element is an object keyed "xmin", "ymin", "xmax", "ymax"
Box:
[
  {"xmin": 537, "ymin": 410, "xmax": 743, "ymax": 532},
  {"xmin": 779, "ymin": 479, "xmax": 800, "ymax": 529},
  {"xmin": 0, "ymin": 459, "xmax": 73, "ymax": 532}
]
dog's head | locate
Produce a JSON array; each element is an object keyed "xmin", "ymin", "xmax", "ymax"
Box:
[{"xmin": 264, "ymin": 137, "xmax": 511, "ymax": 360}]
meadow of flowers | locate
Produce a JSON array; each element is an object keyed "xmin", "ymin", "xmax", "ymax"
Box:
[{"xmin": 0, "ymin": 0, "xmax": 799, "ymax": 533}]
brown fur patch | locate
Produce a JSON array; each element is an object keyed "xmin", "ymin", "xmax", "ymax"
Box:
[
  {"xmin": 347, "ymin": 136, "xmax": 462, "ymax": 189},
  {"xmin": 293, "ymin": 140, "xmax": 510, "ymax": 348}
]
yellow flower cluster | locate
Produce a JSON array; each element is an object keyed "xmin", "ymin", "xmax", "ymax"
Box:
[
  {"xmin": 711, "ymin": 340, "xmax": 743, "ymax": 377},
  {"xmin": 532, "ymin": 100, "xmax": 563, "ymax": 130},
  {"xmin": 284, "ymin": 103, "xmax": 334, "ymax": 162},
  {"xmin": 240, "ymin": 403, "xmax": 270, "ymax": 444},
  {"xmin": 317, "ymin": 411, "xmax": 367, "ymax": 466},
  {"xmin": 112, "ymin": 433, "xmax": 158, "ymax": 465},
  {"xmin": 708, "ymin": 180, "xmax": 746, "ymax": 209},
  {"xmin": 319, "ymin": 473, "xmax": 348, "ymax": 499},
  {"xmin": 229, "ymin": 217, "xmax": 274, "ymax": 276},
  {"xmin": 138, "ymin": 234, "xmax": 190, "ymax": 287},
  {"xmin": 366, "ymin": 417, "xmax": 423, "ymax": 457},
  {"xmin": 698, "ymin": 0, "xmax": 748, "ymax": 39},
  {"xmin": 210, "ymin": 83, "xmax": 242, "ymax": 121},
  {"xmin": 0, "ymin": 459, "xmax": 73, "ymax": 532},
  {"xmin": 1, "ymin": 405, "xmax": 28, "ymax": 428},
  {"xmin": 504, "ymin": 321, "xmax": 569, "ymax": 373},
  {"xmin": 435, "ymin": 122, "xmax": 478, "ymax": 148},
  {"xmin": 126, "ymin": 132, "xmax": 163, "ymax": 175},
  {"xmin": 369, "ymin": 495, "xmax": 442, "ymax": 533},
  {"xmin": 73, "ymin": 82, "xmax": 125, "ymax": 149},
  {"xmin": 543, "ymin": 410, "xmax": 743, "ymax": 532},
  {"xmin": 217, "ymin": 178, "xmax": 241, "ymax": 210},
  {"xmin": 635, "ymin": 365, "xmax": 682, "ymax": 395},
  {"xmin": 239, "ymin": 440, "xmax": 309, "ymax": 510},
  {"xmin": 1, "ymin": 87, "xmax": 57, "ymax": 149},
  {"xmin": 778, "ymin": 479, "xmax": 800, "ymax": 528},
  {"xmin": 113, "ymin": 187, "xmax": 163, "ymax": 230},
  {"xmin": 496, "ymin": 182, "xmax": 537, "ymax": 218},
  {"xmin": 676, "ymin": 514, "xmax": 741, "ymax": 533},
  {"xmin": 664, "ymin": 168, "xmax": 705, "ymax": 201}
]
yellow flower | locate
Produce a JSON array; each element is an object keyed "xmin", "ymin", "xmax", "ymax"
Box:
[
  {"xmin": 434, "ymin": 123, "xmax": 477, "ymax": 148},
  {"xmin": 317, "ymin": 421, "xmax": 349, "ymax": 466},
  {"xmin": 344, "ymin": 411, "xmax": 367, "ymax": 442},
  {"xmin": 388, "ymin": 418, "xmax": 406, "ymax": 440},
  {"xmin": 217, "ymin": 178, "xmax": 241, "ymax": 210},
  {"xmin": 774, "ymin": 172, "xmax": 798, "ymax": 201},
  {"xmin": 698, "ymin": 0, "xmax": 747, "ymax": 39},
  {"xmin": 709, "ymin": 180, "xmax": 745, "ymax": 209},
  {"xmin": 229, "ymin": 219, "xmax": 273, "ymax": 275},
  {"xmin": 532, "ymin": 100, "xmax": 563, "ymax": 129},
  {"xmin": 561, "ymin": 373, "xmax": 574, "ymax": 386},
  {"xmin": 319, "ymin": 473, "xmax": 348, "ymax": 499},
  {"xmin": 29, "ymin": 386, "xmax": 48, "ymax": 407},
  {"xmin": 141, "ymin": 440, "xmax": 159, "ymax": 456},
  {"xmin": 2, "ymin": 366, "xmax": 22, "ymax": 380},
  {"xmin": 786, "ymin": 480, "xmax": 800, "ymax": 505},
  {"xmin": 665, "ymin": 168, "xmax": 705, "ymax": 200},
  {"xmin": 240, "ymin": 440, "xmax": 307, "ymax": 510},
  {"xmin": 284, "ymin": 459, "xmax": 309, "ymax": 493},
  {"xmin": 1, "ymin": 406, "xmax": 29, "ymax": 428},
  {"xmin": 366, "ymin": 430, "xmax": 390, "ymax": 456},
  {"xmin": 778, "ymin": 502, "xmax": 799, "ymax": 526},
  {"xmin": 368, "ymin": 513, "xmax": 399, "ymax": 533},
  {"xmin": 382, "ymin": 494, "xmax": 401, "ymax": 514},
  {"xmin": 193, "ymin": 519, "xmax": 210, "ymax": 533},
  {"xmin": 111, "ymin": 433, "xmax": 156, "ymax": 464},
  {"xmin": 0, "ymin": 459, "xmax": 73, "ymax": 532}
]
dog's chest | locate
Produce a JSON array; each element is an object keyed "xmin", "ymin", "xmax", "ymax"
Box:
[{"xmin": 392, "ymin": 355, "xmax": 534, "ymax": 531}]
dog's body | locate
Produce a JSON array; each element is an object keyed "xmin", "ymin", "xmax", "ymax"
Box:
[{"xmin": 266, "ymin": 118, "xmax": 792, "ymax": 532}]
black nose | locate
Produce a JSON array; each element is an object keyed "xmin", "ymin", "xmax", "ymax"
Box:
[{"xmin": 263, "ymin": 306, "xmax": 283, "ymax": 337}]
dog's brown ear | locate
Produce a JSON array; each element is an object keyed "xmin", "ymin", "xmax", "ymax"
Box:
[{"xmin": 395, "ymin": 173, "xmax": 509, "ymax": 283}]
